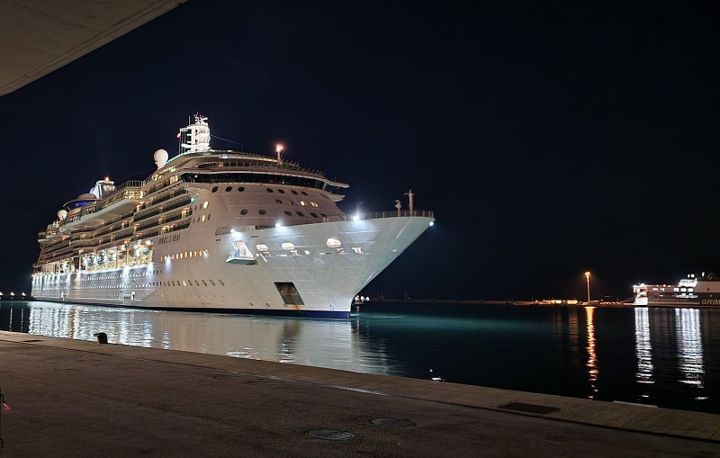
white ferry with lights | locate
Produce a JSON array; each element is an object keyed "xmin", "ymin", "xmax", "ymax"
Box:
[
  {"xmin": 31, "ymin": 115, "xmax": 434, "ymax": 318},
  {"xmin": 633, "ymin": 273, "xmax": 720, "ymax": 306}
]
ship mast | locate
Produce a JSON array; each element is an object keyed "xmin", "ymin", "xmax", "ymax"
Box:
[{"xmin": 177, "ymin": 113, "xmax": 211, "ymax": 154}]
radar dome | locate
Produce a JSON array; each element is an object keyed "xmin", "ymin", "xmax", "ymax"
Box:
[
  {"xmin": 154, "ymin": 149, "xmax": 169, "ymax": 168},
  {"xmin": 57, "ymin": 209, "xmax": 67, "ymax": 220}
]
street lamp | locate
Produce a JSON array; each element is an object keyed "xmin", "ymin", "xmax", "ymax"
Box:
[{"xmin": 584, "ymin": 271, "xmax": 591, "ymax": 303}]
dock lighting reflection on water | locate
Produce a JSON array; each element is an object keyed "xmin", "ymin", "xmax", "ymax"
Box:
[
  {"xmin": 585, "ymin": 306, "xmax": 598, "ymax": 399},
  {"xmin": 1, "ymin": 301, "xmax": 719, "ymax": 414}
]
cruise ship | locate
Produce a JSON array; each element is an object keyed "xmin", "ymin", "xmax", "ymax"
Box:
[{"xmin": 31, "ymin": 115, "xmax": 434, "ymax": 317}]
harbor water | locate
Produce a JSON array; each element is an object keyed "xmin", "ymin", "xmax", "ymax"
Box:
[{"xmin": 1, "ymin": 300, "xmax": 718, "ymax": 413}]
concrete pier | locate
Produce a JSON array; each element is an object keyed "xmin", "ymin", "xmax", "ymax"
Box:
[{"xmin": 0, "ymin": 331, "xmax": 718, "ymax": 456}]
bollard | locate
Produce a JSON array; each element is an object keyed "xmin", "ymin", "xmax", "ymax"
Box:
[{"xmin": 94, "ymin": 332, "xmax": 108, "ymax": 344}]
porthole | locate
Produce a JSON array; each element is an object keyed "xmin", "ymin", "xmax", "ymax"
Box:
[
  {"xmin": 301, "ymin": 191, "xmax": 308, "ymax": 196},
  {"xmin": 201, "ymin": 280, "xmax": 207, "ymax": 286},
  {"xmin": 237, "ymin": 186, "xmax": 245, "ymax": 192},
  {"xmin": 218, "ymin": 279, "xmax": 225, "ymax": 286},
  {"xmin": 211, "ymin": 186, "xmax": 218, "ymax": 193},
  {"xmin": 310, "ymin": 212, "xmax": 318, "ymax": 217},
  {"xmin": 321, "ymin": 213, "xmax": 327, "ymax": 217},
  {"xmin": 240, "ymin": 209, "xmax": 248, "ymax": 215},
  {"xmin": 300, "ymin": 201, "xmax": 306, "ymax": 206},
  {"xmin": 194, "ymin": 280, "xmax": 200, "ymax": 286},
  {"xmin": 202, "ymin": 201, "xmax": 209, "ymax": 209},
  {"xmin": 225, "ymin": 186, "xmax": 232, "ymax": 192},
  {"xmin": 291, "ymin": 190, "xmax": 298, "ymax": 195},
  {"xmin": 311, "ymin": 202, "xmax": 318, "ymax": 207},
  {"xmin": 277, "ymin": 189, "xmax": 285, "ymax": 194},
  {"xmin": 259, "ymin": 209, "xmax": 267, "ymax": 215},
  {"xmin": 275, "ymin": 199, "xmax": 282, "ymax": 204},
  {"xmin": 296, "ymin": 211, "xmax": 305, "ymax": 217},
  {"xmin": 284, "ymin": 210, "xmax": 292, "ymax": 216},
  {"xmin": 266, "ymin": 188, "xmax": 274, "ymax": 193},
  {"xmin": 209, "ymin": 280, "xmax": 216, "ymax": 286}
]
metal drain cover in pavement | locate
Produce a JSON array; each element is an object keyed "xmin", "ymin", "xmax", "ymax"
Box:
[
  {"xmin": 371, "ymin": 418, "xmax": 417, "ymax": 428},
  {"xmin": 306, "ymin": 429, "xmax": 354, "ymax": 441},
  {"xmin": 498, "ymin": 402, "xmax": 559, "ymax": 414}
]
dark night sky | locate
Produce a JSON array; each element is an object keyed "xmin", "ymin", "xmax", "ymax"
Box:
[{"xmin": 2, "ymin": 1, "xmax": 720, "ymax": 300}]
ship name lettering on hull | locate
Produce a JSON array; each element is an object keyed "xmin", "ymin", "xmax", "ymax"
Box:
[{"xmin": 158, "ymin": 234, "xmax": 181, "ymax": 244}]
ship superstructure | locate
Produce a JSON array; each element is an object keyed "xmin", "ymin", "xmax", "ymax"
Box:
[{"xmin": 32, "ymin": 115, "xmax": 434, "ymax": 317}]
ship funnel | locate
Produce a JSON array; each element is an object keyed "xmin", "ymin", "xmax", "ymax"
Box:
[{"xmin": 178, "ymin": 113, "xmax": 211, "ymax": 154}]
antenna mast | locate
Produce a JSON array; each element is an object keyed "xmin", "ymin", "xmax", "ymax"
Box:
[{"xmin": 404, "ymin": 189, "xmax": 415, "ymax": 212}]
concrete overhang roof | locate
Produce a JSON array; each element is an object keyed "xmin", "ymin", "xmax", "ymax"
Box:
[{"xmin": 0, "ymin": 0, "xmax": 187, "ymax": 95}]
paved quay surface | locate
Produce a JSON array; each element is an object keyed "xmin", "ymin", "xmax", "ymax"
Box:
[{"xmin": 0, "ymin": 331, "xmax": 718, "ymax": 457}]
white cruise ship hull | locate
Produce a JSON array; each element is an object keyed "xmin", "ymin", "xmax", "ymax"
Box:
[{"xmin": 32, "ymin": 216, "xmax": 432, "ymax": 318}]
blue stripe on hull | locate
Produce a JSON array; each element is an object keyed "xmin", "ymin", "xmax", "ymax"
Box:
[{"xmin": 33, "ymin": 298, "xmax": 350, "ymax": 319}]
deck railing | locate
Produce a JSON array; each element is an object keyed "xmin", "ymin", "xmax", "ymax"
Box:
[{"xmin": 323, "ymin": 210, "xmax": 434, "ymax": 222}]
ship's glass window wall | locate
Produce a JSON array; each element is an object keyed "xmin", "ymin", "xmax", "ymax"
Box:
[{"xmin": 180, "ymin": 173, "xmax": 335, "ymax": 192}]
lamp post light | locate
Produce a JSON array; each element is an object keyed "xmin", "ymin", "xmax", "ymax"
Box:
[{"xmin": 584, "ymin": 271, "xmax": 591, "ymax": 303}]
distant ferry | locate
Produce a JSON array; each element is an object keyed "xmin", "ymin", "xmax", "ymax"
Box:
[
  {"xmin": 633, "ymin": 274, "xmax": 720, "ymax": 306},
  {"xmin": 31, "ymin": 115, "xmax": 434, "ymax": 317}
]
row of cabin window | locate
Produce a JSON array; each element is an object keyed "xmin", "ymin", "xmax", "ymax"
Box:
[
  {"xmin": 211, "ymin": 185, "xmax": 311, "ymax": 196},
  {"xmin": 272, "ymin": 198, "xmax": 320, "ymax": 208},
  {"xmin": 64, "ymin": 278, "xmax": 225, "ymax": 289},
  {"xmin": 151, "ymin": 279, "xmax": 225, "ymax": 287},
  {"xmin": 239, "ymin": 208, "xmax": 327, "ymax": 218}
]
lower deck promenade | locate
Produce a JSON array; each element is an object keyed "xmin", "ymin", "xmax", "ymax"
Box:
[{"xmin": 0, "ymin": 331, "xmax": 718, "ymax": 457}]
